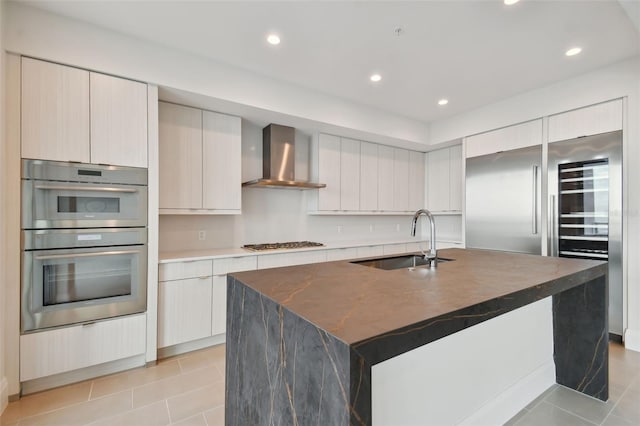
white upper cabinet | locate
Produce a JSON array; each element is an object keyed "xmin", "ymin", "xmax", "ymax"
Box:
[
  {"xmin": 90, "ymin": 72, "xmax": 148, "ymax": 167},
  {"xmin": 340, "ymin": 138, "xmax": 361, "ymax": 211},
  {"xmin": 21, "ymin": 57, "xmax": 148, "ymax": 167},
  {"xmin": 21, "ymin": 57, "xmax": 90, "ymax": 163},
  {"xmin": 202, "ymin": 110, "xmax": 242, "ymax": 211},
  {"xmin": 426, "ymin": 145, "xmax": 462, "ymax": 213},
  {"xmin": 408, "ymin": 151, "xmax": 425, "ymax": 212},
  {"xmin": 360, "ymin": 142, "xmax": 379, "ymax": 211},
  {"xmin": 315, "ymin": 133, "xmax": 341, "ymax": 211},
  {"xmin": 393, "ymin": 148, "xmax": 410, "ymax": 212},
  {"xmin": 377, "ymin": 145, "xmax": 395, "ymax": 212},
  {"xmin": 310, "ymin": 133, "xmax": 423, "ymax": 214},
  {"xmin": 158, "ymin": 102, "xmax": 241, "ymax": 214},
  {"xmin": 465, "ymin": 119, "xmax": 543, "ymax": 158},
  {"xmin": 159, "ymin": 102, "xmax": 203, "ymax": 210},
  {"xmin": 548, "ymin": 99, "xmax": 623, "ymax": 143}
]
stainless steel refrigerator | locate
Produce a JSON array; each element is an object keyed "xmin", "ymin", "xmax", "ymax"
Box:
[
  {"xmin": 465, "ymin": 131, "xmax": 623, "ymax": 337},
  {"xmin": 466, "ymin": 144, "xmax": 542, "ymax": 255},
  {"xmin": 548, "ymin": 130, "xmax": 622, "ymax": 337}
]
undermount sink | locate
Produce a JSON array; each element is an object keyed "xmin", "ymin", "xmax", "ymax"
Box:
[{"xmin": 351, "ymin": 254, "xmax": 454, "ymax": 270}]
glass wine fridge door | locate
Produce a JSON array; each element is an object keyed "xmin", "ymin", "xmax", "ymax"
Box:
[
  {"xmin": 22, "ymin": 244, "xmax": 147, "ymax": 332},
  {"xmin": 558, "ymin": 159, "xmax": 609, "ymax": 260}
]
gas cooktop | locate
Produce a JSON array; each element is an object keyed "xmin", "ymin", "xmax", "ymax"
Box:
[{"xmin": 242, "ymin": 241, "xmax": 324, "ymax": 251}]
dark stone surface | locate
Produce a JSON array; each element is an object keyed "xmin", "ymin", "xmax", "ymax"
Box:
[
  {"xmin": 553, "ymin": 274, "xmax": 609, "ymax": 401},
  {"xmin": 226, "ymin": 249, "xmax": 609, "ymax": 425}
]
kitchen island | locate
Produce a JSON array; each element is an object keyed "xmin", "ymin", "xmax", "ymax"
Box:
[{"xmin": 225, "ymin": 248, "xmax": 608, "ymax": 425}]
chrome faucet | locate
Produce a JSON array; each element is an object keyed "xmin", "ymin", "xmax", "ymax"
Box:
[{"xmin": 411, "ymin": 209, "xmax": 437, "ymax": 268}]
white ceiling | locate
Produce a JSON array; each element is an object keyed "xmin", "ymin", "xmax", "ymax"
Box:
[{"xmin": 16, "ymin": 0, "xmax": 640, "ymax": 124}]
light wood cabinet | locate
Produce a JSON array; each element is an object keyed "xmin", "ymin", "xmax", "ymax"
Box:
[
  {"xmin": 202, "ymin": 110, "xmax": 242, "ymax": 210},
  {"xmin": 393, "ymin": 149, "xmax": 410, "ymax": 212},
  {"xmin": 465, "ymin": 120, "xmax": 542, "ymax": 159},
  {"xmin": 360, "ymin": 142, "xmax": 379, "ymax": 211},
  {"xmin": 21, "ymin": 57, "xmax": 90, "ymax": 163},
  {"xmin": 158, "ymin": 102, "xmax": 203, "ymax": 210},
  {"xmin": 315, "ymin": 133, "xmax": 341, "ymax": 211},
  {"xmin": 548, "ymin": 99, "xmax": 622, "ymax": 143},
  {"xmin": 426, "ymin": 145, "xmax": 463, "ymax": 213},
  {"xmin": 158, "ymin": 277, "xmax": 213, "ymax": 348},
  {"xmin": 409, "ymin": 151, "xmax": 425, "ymax": 212},
  {"xmin": 377, "ymin": 145, "xmax": 395, "ymax": 212},
  {"xmin": 21, "ymin": 57, "xmax": 148, "ymax": 167},
  {"xmin": 20, "ymin": 314, "xmax": 146, "ymax": 381},
  {"xmin": 158, "ymin": 101, "xmax": 241, "ymax": 214},
  {"xmin": 90, "ymin": 72, "xmax": 148, "ymax": 167},
  {"xmin": 340, "ymin": 138, "xmax": 361, "ymax": 211}
]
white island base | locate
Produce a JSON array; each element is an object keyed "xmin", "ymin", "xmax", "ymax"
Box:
[{"xmin": 372, "ymin": 298, "xmax": 555, "ymax": 425}]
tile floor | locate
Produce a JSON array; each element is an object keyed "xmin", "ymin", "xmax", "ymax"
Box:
[{"xmin": 0, "ymin": 342, "xmax": 638, "ymax": 425}]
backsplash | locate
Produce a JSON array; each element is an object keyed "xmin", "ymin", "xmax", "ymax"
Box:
[{"xmin": 158, "ymin": 188, "xmax": 462, "ymax": 252}]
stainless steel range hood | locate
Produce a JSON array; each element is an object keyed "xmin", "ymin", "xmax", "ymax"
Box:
[{"xmin": 242, "ymin": 124, "xmax": 326, "ymax": 189}]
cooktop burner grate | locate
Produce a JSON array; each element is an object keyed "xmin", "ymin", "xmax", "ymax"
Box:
[{"xmin": 242, "ymin": 241, "xmax": 324, "ymax": 251}]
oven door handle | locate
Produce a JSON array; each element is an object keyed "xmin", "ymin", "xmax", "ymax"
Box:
[
  {"xmin": 34, "ymin": 250, "xmax": 141, "ymax": 260},
  {"xmin": 34, "ymin": 184, "xmax": 139, "ymax": 193}
]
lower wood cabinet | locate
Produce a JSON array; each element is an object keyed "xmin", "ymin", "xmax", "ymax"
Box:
[
  {"xmin": 158, "ymin": 277, "xmax": 213, "ymax": 348},
  {"xmin": 20, "ymin": 314, "xmax": 146, "ymax": 381}
]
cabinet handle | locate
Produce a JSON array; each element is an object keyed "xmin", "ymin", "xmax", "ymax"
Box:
[
  {"xmin": 532, "ymin": 165, "xmax": 538, "ymax": 235},
  {"xmin": 198, "ymin": 276, "xmax": 210, "ymax": 280}
]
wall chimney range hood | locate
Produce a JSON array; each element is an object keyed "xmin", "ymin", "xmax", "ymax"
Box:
[{"xmin": 242, "ymin": 124, "xmax": 326, "ymax": 189}]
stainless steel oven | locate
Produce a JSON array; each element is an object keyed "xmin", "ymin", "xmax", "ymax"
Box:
[
  {"xmin": 21, "ymin": 228, "xmax": 147, "ymax": 332},
  {"xmin": 21, "ymin": 160, "xmax": 148, "ymax": 333},
  {"xmin": 22, "ymin": 159, "xmax": 147, "ymax": 229}
]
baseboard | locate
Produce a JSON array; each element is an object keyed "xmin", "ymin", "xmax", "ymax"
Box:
[
  {"xmin": 458, "ymin": 361, "xmax": 556, "ymax": 426},
  {"xmin": 21, "ymin": 354, "xmax": 145, "ymax": 395},
  {"xmin": 157, "ymin": 334, "xmax": 226, "ymax": 359},
  {"xmin": 624, "ymin": 328, "xmax": 640, "ymax": 352},
  {"xmin": 1, "ymin": 377, "xmax": 8, "ymax": 416}
]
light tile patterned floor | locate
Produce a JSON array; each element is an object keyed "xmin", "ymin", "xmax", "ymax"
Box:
[{"xmin": 0, "ymin": 342, "xmax": 638, "ymax": 425}]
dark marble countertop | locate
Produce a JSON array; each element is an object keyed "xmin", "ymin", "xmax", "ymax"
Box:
[{"xmin": 230, "ymin": 248, "xmax": 606, "ymax": 358}]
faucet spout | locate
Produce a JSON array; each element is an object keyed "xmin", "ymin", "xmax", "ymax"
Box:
[{"xmin": 411, "ymin": 209, "xmax": 437, "ymax": 268}]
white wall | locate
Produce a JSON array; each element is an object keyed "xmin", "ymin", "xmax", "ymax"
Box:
[
  {"xmin": 430, "ymin": 56, "xmax": 640, "ymax": 351},
  {"xmin": 4, "ymin": 2, "xmax": 429, "ymax": 147}
]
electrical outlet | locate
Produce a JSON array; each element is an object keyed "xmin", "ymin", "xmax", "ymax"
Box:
[
  {"xmin": 396, "ymin": 223, "xmax": 400, "ymax": 232},
  {"xmin": 198, "ymin": 230, "xmax": 206, "ymax": 241},
  {"xmin": 369, "ymin": 224, "xmax": 375, "ymax": 233},
  {"xmin": 337, "ymin": 225, "xmax": 343, "ymax": 234}
]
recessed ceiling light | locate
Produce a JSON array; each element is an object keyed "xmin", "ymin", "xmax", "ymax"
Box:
[
  {"xmin": 370, "ymin": 74, "xmax": 382, "ymax": 82},
  {"xmin": 504, "ymin": 0, "xmax": 520, "ymax": 5},
  {"xmin": 565, "ymin": 47, "xmax": 582, "ymax": 57},
  {"xmin": 438, "ymin": 99, "xmax": 449, "ymax": 106},
  {"xmin": 267, "ymin": 34, "xmax": 281, "ymax": 45}
]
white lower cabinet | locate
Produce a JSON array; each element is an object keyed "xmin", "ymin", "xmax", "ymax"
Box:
[
  {"xmin": 257, "ymin": 250, "xmax": 328, "ymax": 269},
  {"xmin": 20, "ymin": 314, "xmax": 146, "ymax": 381},
  {"xmin": 326, "ymin": 247, "xmax": 359, "ymax": 261},
  {"xmin": 383, "ymin": 243, "xmax": 407, "ymax": 255},
  {"xmin": 211, "ymin": 276, "xmax": 227, "ymax": 336},
  {"xmin": 356, "ymin": 245, "xmax": 384, "ymax": 259},
  {"xmin": 158, "ymin": 277, "xmax": 213, "ymax": 348}
]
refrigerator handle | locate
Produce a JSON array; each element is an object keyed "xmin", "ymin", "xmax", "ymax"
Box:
[
  {"xmin": 549, "ymin": 195, "xmax": 556, "ymax": 256},
  {"xmin": 532, "ymin": 165, "xmax": 538, "ymax": 234}
]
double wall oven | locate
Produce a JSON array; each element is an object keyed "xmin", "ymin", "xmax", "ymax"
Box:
[{"xmin": 21, "ymin": 159, "xmax": 148, "ymax": 333}]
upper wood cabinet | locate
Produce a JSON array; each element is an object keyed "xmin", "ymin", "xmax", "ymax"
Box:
[
  {"xmin": 89, "ymin": 72, "xmax": 148, "ymax": 167},
  {"xmin": 426, "ymin": 145, "xmax": 462, "ymax": 213},
  {"xmin": 158, "ymin": 101, "xmax": 241, "ymax": 214},
  {"xmin": 21, "ymin": 57, "xmax": 90, "ymax": 163},
  {"xmin": 310, "ymin": 133, "xmax": 423, "ymax": 214},
  {"xmin": 548, "ymin": 99, "xmax": 622, "ymax": 143},
  {"xmin": 465, "ymin": 119, "xmax": 543, "ymax": 159},
  {"xmin": 20, "ymin": 57, "xmax": 148, "ymax": 167}
]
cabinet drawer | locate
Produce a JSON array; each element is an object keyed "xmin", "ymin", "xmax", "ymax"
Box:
[
  {"xmin": 382, "ymin": 244, "xmax": 407, "ymax": 256},
  {"xmin": 159, "ymin": 260, "xmax": 212, "ymax": 281},
  {"xmin": 257, "ymin": 250, "xmax": 327, "ymax": 269},
  {"xmin": 20, "ymin": 314, "xmax": 146, "ymax": 381},
  {"xmin": 326, "ymin": 247, "xmax": 358, "ymax": 261},
  {"xmin": 212, "ymin": 256, "xmax": 257, "ymax": 275},
  {"xmin": 406, "ymin": 241, "xmax": 431, "ymax": 252},
  {"xmin": 356, "ymin": 245, "xmax": 384, "ymax": 259}
]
